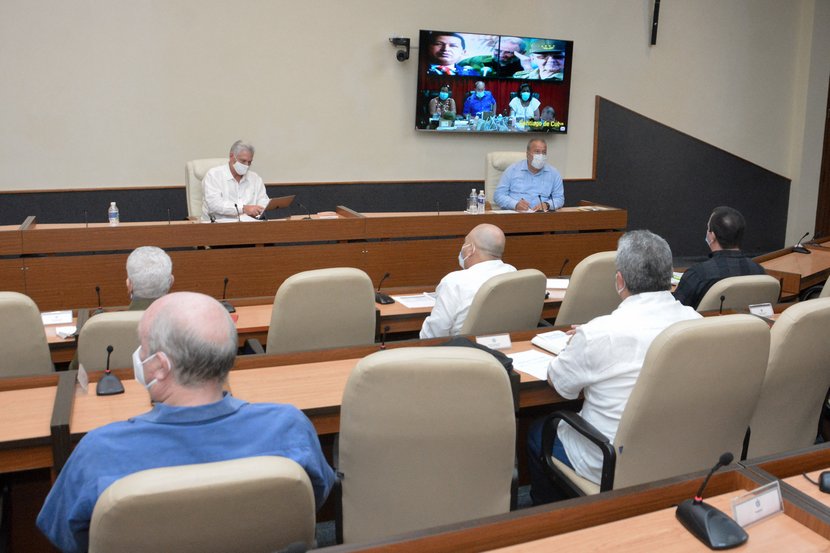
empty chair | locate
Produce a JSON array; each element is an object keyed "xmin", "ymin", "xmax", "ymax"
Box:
[
  {"xmin": 0, "ymin": 291, "xmax": 53, "ymax": 377},
  {"xmin": 261, "ymin": 267, "xmax": 376, "ymax": 354},
  {"xmin": 554, "ymin": 251, "xmax": 620, "ymax": 327},
  {"xmin": 184, "ymin": 158, "xmax": 227, "ymax": 220},
  {"xmin": 744, "ymin": 297, "xmax": 830, "ymax": 459},
  {"xmin": 461, "ymin": 268, "xmax": 546, "ymax": 335},
  {"xmin": 540, "ymin": 315, "xmax": 769, "ymax": 495},
  {"xmin": 89, "ymin": 456, "xmax": 315, "ymax": 553},
  {"xmin": 77, "ymin": 311, "xmax": 144, "ymax": 371},
  {"xmin": 696, "ymin": 274, "xmax": 780, "ymax": 312},
  {"xmin": 484, "ymin": 151, "xmax": 526, "ymax": 207},
  {"xmin": 337, "ymin": 347, "xmax": 516, "ymax": 543}
]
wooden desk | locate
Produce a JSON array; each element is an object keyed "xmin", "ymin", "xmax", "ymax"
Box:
[
  {"xmin": 6, "ymin": 205, "xmax": 625, "ymax": 310},
  {"xmin": 756, "ymin": 237, "xmax": 830, "ymax": 299},
  {"xmin": 0, "ymin": 386, "xmax": 56, "ymax": 473}
]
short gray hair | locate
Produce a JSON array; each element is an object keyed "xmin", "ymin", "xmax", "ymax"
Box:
[
  {"xmin": 230, "ymin": 140, "xmax": 255, "ymax": 157},
  {"xmin": 145, "ymin": 296, "xmax": 238, "ymax": 386},
  {"xmin": 126, "ymin": 247, "xmax": 173, "ymax": 299},
  {"xmin": 615, "ymin": 230, "xmax": 673, "ymax": 294}
]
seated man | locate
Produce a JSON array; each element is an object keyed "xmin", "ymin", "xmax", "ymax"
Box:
[
  {"xmin": 494, "ymin": 138, "xmax": 564, "ymax": 212},
  {"xmin": 420, "ymin": 224, "xmax": 516, "ymax": 339},
  {"xmin": 68, "ymin": 246, "xmax": 173, "ymax": 371},
  {"xmin": 462, "ymin": 81, "xmax": 497, "ymax": 116},
  {"xmin": 202, "ymin": 140, "xmax": 270, "ymax": 222},
  {"xmin": 38, "ymin": 292, "xmax": 335, "ymax": 552},
  {"xmin": 528, "ymin": 230, "xmax": 700, "ymax": 504},
  {"xmin": 674, "ymin": 206, "xmax": 765, "ymax": 309}
]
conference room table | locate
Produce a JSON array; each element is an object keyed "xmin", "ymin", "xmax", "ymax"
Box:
[{"xmin": 755, "ymin": 236, "xmax": 830, "ymax": 300}]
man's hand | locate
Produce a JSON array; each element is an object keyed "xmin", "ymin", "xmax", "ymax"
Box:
[
  {"xmin": 515, "ymin": 199, "xmax": 531, "ymax": 212},
  {"xmin": 534, "ymin": 201, "xmax": 549, "ymax": 213},
  {"xmin": 243, "ymin": 205, "xmax": 264, "ymax": 218}
]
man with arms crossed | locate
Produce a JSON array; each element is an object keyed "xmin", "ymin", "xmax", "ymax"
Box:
[
  {"xmin": 202, "ymin": 140, "xmax": 270, "ymax": 222},
  {"xmin": 38, "ymin": 292, "xmax": 335, "ymax": 552},
  {"xmin": 527, "ymin": 230, "xmax": 700, "ymax": 504},
  {"xmin": 420, "ymin": 224, "xmax": 516, "ymax": 339},
  {"xmin": 494, "ymin": 138, "xmax": 564, "ymax": 212}
]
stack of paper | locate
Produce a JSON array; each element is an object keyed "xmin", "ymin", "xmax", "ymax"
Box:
[
  {"xmin": 531, "ymin": 330, "xmax": 570, "ymax": 355},
  {"xmin": 390, "ymin": 292, "xmax": 437, "ymax": 309}
]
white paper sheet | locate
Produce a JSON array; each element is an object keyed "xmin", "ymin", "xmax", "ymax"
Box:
[{"xmin": 509, "ymin": 349, "xmax": 554, "ymax": 381}]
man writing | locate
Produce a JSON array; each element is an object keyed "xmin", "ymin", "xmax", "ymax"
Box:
[
  {"xmin": 420, "ymin": 224, "xmax": 516, "ymax": 339},
  {"xmin": 38, "ymin": 292, "xmax": 335, "ymax": 552},
  {"xmin": 202, "ymin": 140, "xmax": 270, "ymax": 222},
  {"xmin": 674, "ymin": 206, "xmax": 766, "ymax": 309},
  {"xmin": 494, "ymin": 138, "xmax": 564, "ymax": 212},
  {"xmin": 527, "ymin": 230, "xmax": 700, "ymax": 504}
]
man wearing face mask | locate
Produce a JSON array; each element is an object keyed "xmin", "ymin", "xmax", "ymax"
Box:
[
  {"xmin": 526, "ymin": 231, "xmax": 700, "ymax": 504},
  {"xmin": 201, "ymin": 140, "xmax": 270, "ymax": 222},
  {"xmin": 37, "ymin": 292, "xmax": 335, "ymax": 552},
  {"xmin": 462, "ymin": 81, "xmax": 497, "ymax": 117},
  {"xmin": 419, "ymin": 224, "xmax": 516, "ymax": 339},
  {"xmin": 494, "ymin": 138, "xmax": 564, "ymax": 212}
]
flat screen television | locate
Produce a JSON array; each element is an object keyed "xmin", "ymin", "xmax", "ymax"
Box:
[{"xmin": 416, "ymin": 30, "xmax": 573, "ymax": 134}]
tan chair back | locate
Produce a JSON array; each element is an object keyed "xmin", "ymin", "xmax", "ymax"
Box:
[
  {"xmin": 613, "ymin": 315, "xmax": 769, "ymax": 488},
  {"xmin": 0, "ymin": 292, "xmax": 53, "ymax": 376},
  {"xmin": 267, "ymin": 267, "xmax": 376, "ymax": 354},
  {"xmin": 746, "ymin": 298, "xmax": 830, "ymax": 458},
  {"xmin": 89, "ymin": 456, "xmax": 315, "ymax": 553},
  {"xmin": 555, "ymin": 251, "xmax": 620, "ymax": 327},
  {"xmin": 461, "ymin": 268, "xmax": 546, "ymax": 335},
  {"xmin": 77, "ymin": 311, "xmax": 143, "ymax": 371},
  {"xmin": 484, "ymin": 151, "xmax": 527, "ymax": 205},
  {"xmin": 820, "ymin": 275, "xmax": 830, "ymax": 298},
  {"xmin": 185, "ymin": 157, "xmax": 227, "ymax": 220},
  {"xmin": 696, "ymin": 274, "xmax": 780, "ymax": 312},
  {"xmin": 339, "ymin": 347, "xmax": 516, "ymax": 543}
]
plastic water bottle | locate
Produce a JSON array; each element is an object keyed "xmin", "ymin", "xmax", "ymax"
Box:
[
  {"xmin": 477, "ymin": 190, "xmax": 485, "ymax": 214},
  {"xmin": 108, "ymin": 202, "xmax": 120, "ymax": 225},
  {"xmin": 468, "ymin": 188, "xmax": 477, "ymax": 214}
]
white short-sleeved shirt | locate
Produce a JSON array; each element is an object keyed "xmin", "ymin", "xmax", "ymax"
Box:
[
  {"xmin": 201, "ymin": 163, "xmax": 269, "ymax": 222},
  {"xmin": 420, "ymin": 259, "xmax": 517, "ymax": 339},
  {"xmin": 547, "ymin": 291, "xmax": 701, "ymax": 484}
]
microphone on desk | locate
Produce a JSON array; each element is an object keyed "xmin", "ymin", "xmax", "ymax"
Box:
[
  {"xmin": 234, "ymin": 204, "xmax": 242, "ymax": 222},
  {"xmin": 167, "ymin": 208, "xmax": 171, "ymax": 225},
  {"xmin": 719, "ymin": 295, "xmax": 725, "ymax": 315},
  {"xmin": 792, "ymin": 231, "xmax": 811, "ymax": 254},
  {"xmin": 96, "ymin": 345, "xmax": 125, "ymax": 396},
  {"xmin": 380, "ymin": 325, "xmax": 390, "ymax": 350},
  {"xmin": 676, "ymin": 452, "xmax": 747, "ymax": 549},
  {"xmin": 436, "ymin": 201, "xmax": 440, "ymax": 216},
  {"xmin": 558, "ymin": 258, "xmax": 570, "ymax": 277},
  {"xmin": 374, "ymin": 272, "xmax": 394, "ymax": 304},
  {"xmin": 220, "ymin": 277, "xmax": 236, "ymax": 313},
  {"xmin": 83, "ymin": 210, "xmax": 89, "ymax": 229},
  {"xmin": 537, "ymin": 194, "xmax": 549, "ymax": 212},
  {"xmin": 92, "ymin": 286, "xmax": 104, "ymax": 315},
  {"xmin": 297, "ymin": 202, "xmax": 312, "ymax": 220},
  {"xmin": 209, "ymin": 214, "xmax": 216, "ymax": 223}
]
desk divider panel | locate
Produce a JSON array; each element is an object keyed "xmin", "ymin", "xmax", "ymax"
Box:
[{"xmin": 50, "ymin": 371, "xmax": 77, "ymax": 477}]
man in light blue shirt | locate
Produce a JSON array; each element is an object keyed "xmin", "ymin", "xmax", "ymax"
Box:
[
  {"xmin": 494, "ymin": 138, "xmax": 564, "ymax": 211},
  {"xmin": 37, "ymin": 292, "xmax": 335, "ymax": 553}
]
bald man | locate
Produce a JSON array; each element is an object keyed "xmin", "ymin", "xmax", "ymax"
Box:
[
  {"xmin": 420, "ymin": 224, "xmax": 517, "ymax": 339},
  {"xmin": 38, "ymin": 292, "xmax": 335, "ymax": 553}
]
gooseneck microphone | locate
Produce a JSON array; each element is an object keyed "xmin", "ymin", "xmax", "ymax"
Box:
[
  {"xmin": 374, "ymin": 272, "xmax": 394, "ymax": 304},
  {"xmin": 719, "ymin": 295, "xmax": 725, "ymax": 315},
  {"xmin": 234, "ymin": 204, "xmax": 241, "ymax": 222},
  {"xmin": 220, "ymin": 277, "xmax": 236, "ymax": 313},
  {"xmin": 96, "ymin": 344, "xmax": 125, "ymax": 396},
  {"xmin": 297, "ymin": 202, "xmax": 312, "ymax": 220},
  {"xmin": 792, "ymin": 231, "xmax": 811, "ymax": 254},
  {"xmin": 84, "ymin": 210, "xmax": 89, "ymax": 228},
  {"xmin": 167, "ymin": 208, "xmax": 172, "ymax": 225},
  {"xmin": 537, "ymin": 194, "xmax": 548, "ymax": 212},
  {"xmin": 676, "ymin": 452, "xmax": 747, "ymax": 549},
  {"xmin": 92, "ymin": 286, "xmax": 104, "ymax": 315},
  {"xmin": 558, "ymin": 258, "xmax": 570, "ymax": 277}
]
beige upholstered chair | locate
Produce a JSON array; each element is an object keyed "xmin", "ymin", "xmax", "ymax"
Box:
[
  {"xmin": 461, "ymin": 269, "xmax": 546, "ymax": 335},
  {"xmin": 541, "ymin": 315, "xmax": 769, "ymax": 495},
  {"xmin": 77, "ymin": 311, "xmax": 143, "ymax": 371},
  {"xmin": 184, "ymin": 158, "xmax": 227, "ymax": 220},
  {"xmin": 554, "ymin": 251, "xmax": 620, "ymax": 327},
  {"xmin": 337, "ymin": 347, "xmax": 516, "ymax": 543},
  {"xmin": 820, "ymin": 275, "xmax": 830, "ymax": 298},
  {"xmin": 744, "ymin": 298, "xmax": 830, "ymax": 459},
  {"xmin": 264, "ymin": 267, "xmax": 376, "ymax": 354},
  {"xmin": 696, "ymin": 274, "xmax": 780, "ymax": 312},
  {"xmin": 484, "ymin": 151, "xmax": 527, "ymax": 206},
  {"xmin": 0, "ymin": 292, "xmax": 53, "ymax": 377},
  {"xmin": 89, "ymin": 456, "xmax": 315, "ymax": 553}
]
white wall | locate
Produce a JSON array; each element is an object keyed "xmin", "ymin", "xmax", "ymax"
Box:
[{"xmin": 0, "ymin": 0, "xmax": 826, "ymax": 239}]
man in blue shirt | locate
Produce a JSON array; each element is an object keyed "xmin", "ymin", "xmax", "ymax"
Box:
[
  {"xmin": 462, "ymin": 81, "xmax": 497, "ymax": 116},
  {"xmin": 494, "ymin": 138, "xmax": 565, "ymax": 211},
  {"xmin": 37, "ymin": 292, "xmax": 335, "ymax": 553}
]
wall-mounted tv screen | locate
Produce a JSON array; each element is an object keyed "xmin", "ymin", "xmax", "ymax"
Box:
[{"xmin": 416, "ymin": 30, "xmax": 573, "ymax": 134}]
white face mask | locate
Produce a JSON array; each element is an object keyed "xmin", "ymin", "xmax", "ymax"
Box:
[
  {"xmin": 233, "ymin": 160, "xmax": 249, "ymax": 176},
  {"xmin": 458, "ymin": 243, "xmax": 474, "ymax": 269},
  {"xmin": 132, "ymin": 346, "xmax": 159, "ymax": 390},
  {"xmin": 530, "ymin": 153, "xmax": 547, "ymax": 170}
]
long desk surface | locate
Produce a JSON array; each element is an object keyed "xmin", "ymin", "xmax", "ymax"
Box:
[{"xmin": 755, "ymin": 237, "xmax": 830, "ymax": 299}]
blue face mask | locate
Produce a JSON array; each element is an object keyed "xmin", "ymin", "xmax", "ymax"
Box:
[
  {"xmin": 475, "ymin": 91, "xmax": 485, "ymax": 99},
  {"xmin": 520, "ymin": 92, "xmax": 531, "ymax": 101},
  {"xmin": 438, "ymin": 91, "xmax": 449, "ymax": 101}
]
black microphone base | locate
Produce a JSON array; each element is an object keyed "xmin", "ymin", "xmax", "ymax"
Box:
[
  {"xmin": 220, "ymin": 300, "xmax": 236, "ymax": 313},
  {"xmin": 792, "ymin": 246, "xmax": 811, "ymax": 254},
  {"xmin": 375, "ymin": 292, "xmax": 394, "ymax": 305},
  {"xmin": 96, "ymin": 373, "xmax": 125, "ymax": 396},
  {"xmin": 676, "ymin": 499, "xmax": 747, "ymax": 550}
]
